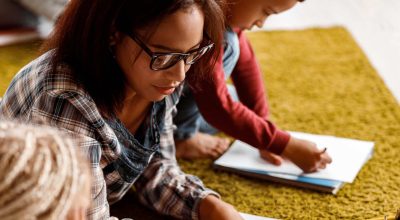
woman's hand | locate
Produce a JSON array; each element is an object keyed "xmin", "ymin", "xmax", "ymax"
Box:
[{"xmin": 198, "ymin": 195, "xmax": 244, "ymax": 220}]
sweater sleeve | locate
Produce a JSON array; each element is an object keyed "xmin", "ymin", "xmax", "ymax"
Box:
[
  {"xmin": 191, "ymin": 31, "xmax": 290, "ymax": 154},
  {"xmin": 231, "ymin": 30, "xmax": 270, "ymax": 119}
]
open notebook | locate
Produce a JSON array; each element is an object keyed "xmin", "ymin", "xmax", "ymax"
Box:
[{"xmin": 214, "ymin": 132, "xmax": 374, "ymax": 194}]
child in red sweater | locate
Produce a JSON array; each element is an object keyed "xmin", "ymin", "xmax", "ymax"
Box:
[{"xmin": 174, "ymin": 0, "xmax": 332, "ymax": 173}]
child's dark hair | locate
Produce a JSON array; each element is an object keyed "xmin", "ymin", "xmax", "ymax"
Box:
[{"xmin": 43, "ymin": 0, "xmax": 226, "ymax": 118}]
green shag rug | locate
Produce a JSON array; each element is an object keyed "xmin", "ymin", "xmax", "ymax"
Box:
[
  {"xmin": 0, "ymin": 41, "xmax": 42, "ymax": 94},
  {"xmin": 1, "ymin": 27, "xmax": 399, "ymax": 219}
]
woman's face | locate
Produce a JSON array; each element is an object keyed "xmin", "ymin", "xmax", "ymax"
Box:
[
  {"xmin": 228, "ymin": 0, "xmax": 298, "ymax": 30},
  {"xmin": 114, "ymin": 5, "xmax": 205, "ymax": 102}
]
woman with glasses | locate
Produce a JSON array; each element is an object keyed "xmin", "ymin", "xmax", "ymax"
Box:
[{"xmin": 0, "ymin": 0, "xmax": 243, "ymax": 219}]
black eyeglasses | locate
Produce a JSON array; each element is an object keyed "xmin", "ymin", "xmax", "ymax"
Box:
[{"xmin": 126, "ymin": 33, "xmax": 214, "ymax": 71}]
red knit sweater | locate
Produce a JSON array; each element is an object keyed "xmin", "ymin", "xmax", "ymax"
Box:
[{"xmin": 192, "ymin": 30, "xmax": 290, "ymax": 154}]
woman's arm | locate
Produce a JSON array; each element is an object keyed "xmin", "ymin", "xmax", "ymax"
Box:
[
  {"xmin": 134, "ymin": 105, "xmax": 242, "ymax": 220},
  {"xmin": 15, "ymin": 91, "xmax": 111, "ymax": 219}
]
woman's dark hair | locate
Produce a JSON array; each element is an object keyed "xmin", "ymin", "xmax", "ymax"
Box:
[{"xmin": 43, "ymin": 0, "xmax": 226, "ymax": 118}]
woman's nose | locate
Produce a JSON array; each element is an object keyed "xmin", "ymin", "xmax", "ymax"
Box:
[{"xmin": 166, "ymin": 59, "xmax": 187, "ymax": 82}]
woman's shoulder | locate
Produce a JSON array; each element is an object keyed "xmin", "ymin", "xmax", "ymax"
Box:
[
  {"xmin": 7, "ymin": 50, "xmax": 90, "ymax": 98},
  {"xmin": 0, "ymin": 50, "xmax": 99, "ymax": 124}
]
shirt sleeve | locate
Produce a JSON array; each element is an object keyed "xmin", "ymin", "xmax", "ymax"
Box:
[
  {"xmin": 0, "ymin": 59, "xmax": 113, "ymax": 220},
  {"xmin": 231, "ymin": 30, "xmax": 270, "ymax": 119},
  {"xmin": 134, "ymin": 105, "xmax": 220, "ymax": 220},
  {"xmin": 191, "ymin": 31, "xmax": 290, "ymax": 155},
  {"xmin": 29, "ymin": 91, "xmax": 111, "ymax": 220},
  {"xmin": 79, "ymin": 137, "xmax": 110, "ymax": 220}
]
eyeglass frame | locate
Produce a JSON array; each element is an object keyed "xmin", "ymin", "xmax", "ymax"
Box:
[{"xmin": 125, "ymin": 32, "xmax": 215, "ymax": 71}]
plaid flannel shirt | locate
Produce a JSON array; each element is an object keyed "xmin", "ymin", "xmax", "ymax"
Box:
[{"xmin": 0, "ymin": 51, "xmax": 219, "ymax": 220}]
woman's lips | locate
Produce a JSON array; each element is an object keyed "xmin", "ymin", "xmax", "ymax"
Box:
[{"xmin": 154, "ymin": 85, "xmax": 176, "ymax": 95}]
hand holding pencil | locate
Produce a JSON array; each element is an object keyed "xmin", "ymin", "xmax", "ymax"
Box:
[{"xmin": 281, "ymin": 136, "xmax": 333, "ymax": 173}]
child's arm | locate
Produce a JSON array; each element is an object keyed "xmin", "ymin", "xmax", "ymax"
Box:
[
  {"xmin": 230, "ymin": 30, "xmax": 270, "ymax": 119},
  {"xmin": 192, "ymin": 44, "xmax": 289, "ymax": 155}
]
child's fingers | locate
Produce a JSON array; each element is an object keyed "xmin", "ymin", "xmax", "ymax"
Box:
[
  {"xmin": 320, "ymin": 153, "xmax": 332, "ymax": 164},
  {"xmin": 316, "ymin": 148, "xmax": 332, "ymax": 164},
  {"xmin": 259, "ymin": 150, "xmax": 283, "ymax": 166},
  {"xmin": 216, "ymin": 138, "xmax": 229, "ymax": 152},
  {"xmin": 314, "ymin": 153, "xmax": 332, "ymax": 171},
  {"xmin": 303, "ymin": 165, "xmax": 319, "ymax": 173}
]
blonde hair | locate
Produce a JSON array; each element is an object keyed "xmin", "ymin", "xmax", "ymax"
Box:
[{"xmin": 0, "ymin": 121, "xmax": 90, "ymax": 220}]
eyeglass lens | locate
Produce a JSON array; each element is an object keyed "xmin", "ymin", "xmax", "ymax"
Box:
[{"xmin": 151, "ymin": 45, "xmax": 212, "ymax": 70}]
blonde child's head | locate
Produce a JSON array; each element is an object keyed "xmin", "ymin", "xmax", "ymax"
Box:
[{"xmin": 0, "ymin": 121, "xmax": 91, "ymax": 220}]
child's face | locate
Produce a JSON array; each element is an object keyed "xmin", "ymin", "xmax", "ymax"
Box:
[
  {"xmin": 114, "ymin": 5, "xmax": 205, "ymax": 102},
  {"xmin": 228, "ymin": 0, "xmax": 299, "ymax": 30}
]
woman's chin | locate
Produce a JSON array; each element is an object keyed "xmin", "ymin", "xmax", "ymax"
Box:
[{"xmin": 149, "ymin": 94, "xmax": 167, "ymax": 102}]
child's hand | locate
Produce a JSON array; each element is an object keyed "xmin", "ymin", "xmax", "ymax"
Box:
[
  {"xmin": 282, "ymin": 136, "xmax": 332, "ymax": 173},
  {"xmin": 259, "ymin": 150, "xmax": 284, "ymax": 165}
]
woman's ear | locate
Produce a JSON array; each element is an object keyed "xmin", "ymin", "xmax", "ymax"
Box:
[
  {"xmin": 109, "ymin": 31, "xmax": 121, "ymax": 46},
  {"xmin": 109, "ymin": 24, "xmax": 122, "ymax": 46}
]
